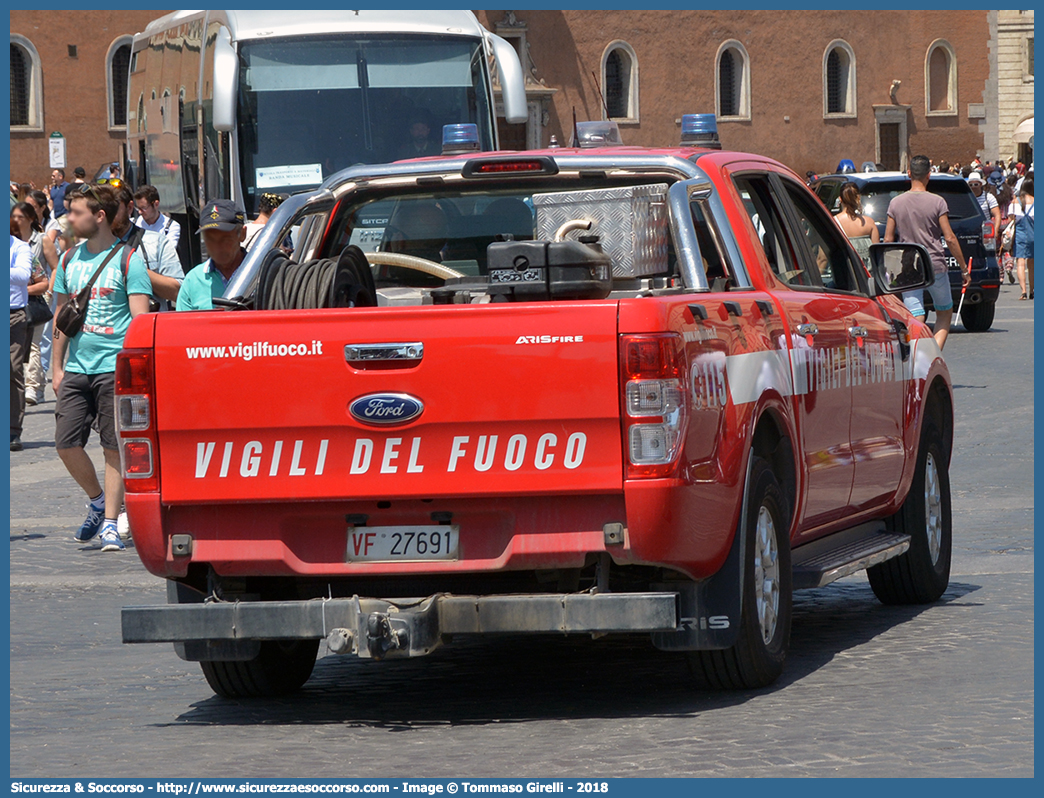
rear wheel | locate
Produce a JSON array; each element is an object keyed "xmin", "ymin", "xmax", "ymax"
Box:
[
  {"xmin": 200, "ymin": 639, "xmax": 319, "ymax": 699},
  {"xmin": 691, "ymin": 458, "xmax": 792, "ymax": 689},
  {"xmin": 867, "ymin": 420, "xmax": 951, "ymax": 604},
  {"xmin": 960, "ymin": 300, "xmax": 996, "ymax": 332}
]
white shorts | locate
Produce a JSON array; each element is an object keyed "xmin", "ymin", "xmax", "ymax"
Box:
[{"xmin": 903, "ymin": 273, "xmax": 953, "ymax": 316}]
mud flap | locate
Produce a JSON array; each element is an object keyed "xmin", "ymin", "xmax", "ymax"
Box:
[
  {"xmin": 649, "ymin": 520, "xmax": 743, "ymax": 651},
  {"xmin": 167, "ymin": 579, "xmax": 262, "ymax": 662},
  {"xmin": 649, "ymin": 450, "xmax": 753, "ymax": 651}
]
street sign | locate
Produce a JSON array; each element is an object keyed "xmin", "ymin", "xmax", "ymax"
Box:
[{"xmin": 48, "ymin": 132, "xmax": 66, "ymax": 169}]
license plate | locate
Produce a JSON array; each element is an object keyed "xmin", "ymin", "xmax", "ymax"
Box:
[{"xmin": 346, "ymin": 525, "xmax": 460, "ymax": 562}]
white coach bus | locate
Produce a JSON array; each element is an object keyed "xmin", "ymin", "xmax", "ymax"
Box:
[{"xmin": 125, "ymin": 9, "xmax": 527, "ymax": 267}]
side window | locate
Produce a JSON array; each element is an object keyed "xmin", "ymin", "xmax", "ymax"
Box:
[
  {"xmin": 814, "ymin": 181, "xmax": 842, "ymax": 215},
  {"xmin": 733, "ymin": 176, "xmax": 808, "ymax": 287},
  {"xmin": 781, "ymin": 181, "xmax": 862, "ymax": 293}
]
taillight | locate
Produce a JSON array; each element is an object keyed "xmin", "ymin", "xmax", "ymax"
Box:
[
  {"xmin": 620, "ymin": 334, "xmax": 688, "ymax": 478},
  {"xmin": 115, "ymin": 349, "xmax": 159, "ymax": 492},
  {"xmin": 982, "ymin": 220, "xmax": 996, "ymax": 252},
  {"xmin": 461, "ymin": 156, "xmax": 559, "ymax": 177}
]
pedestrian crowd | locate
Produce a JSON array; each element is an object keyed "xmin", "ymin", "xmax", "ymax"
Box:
[
  {"xmin": 823, "ymin": 151, "xmax": 1034, "ymax": 330},
  {"xmin": 922, "ymin": 156, "xmax": 1034, "ymax": 301},
  {"xmin": 928, "ymin": 157, "xmax": 1032, "ymax": 290},
  {"xmin": 10, "ymin": 167, "xmax": 286, "ymax": 552}
]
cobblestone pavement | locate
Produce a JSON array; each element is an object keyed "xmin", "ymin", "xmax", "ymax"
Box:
[{"xmin": 9, "ymin": 285, "xmax": 1033, "ymax": 778}]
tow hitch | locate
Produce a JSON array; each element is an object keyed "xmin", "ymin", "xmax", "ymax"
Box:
[{"xmin": 366, "ymin": 612, "xmax": 409, "ymax": 659}]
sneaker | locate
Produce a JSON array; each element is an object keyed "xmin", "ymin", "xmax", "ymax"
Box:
[
  {"xmin": 99, "ymin": 522, "xmax": 125, "ymax": 552},
  {"xmin": 25, "ymin": 393, "xmax": 38, "ymax": 406},
  {"xmin": 75, "ymin": 502, "xmax": 105, "ymax": 542},
  {"xmin": 117, "ymin": 511, "xmax": 131, "ymax": 541},
  {"xmin": 10, "ymin": 436, "xmax": 23, "ymax": 452}
]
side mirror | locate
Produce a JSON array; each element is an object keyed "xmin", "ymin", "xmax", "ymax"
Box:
[
  {"xmin": 212, "ymin": 28, "xmax": 238, "ymax": 133},
  {"xmin": 868, "ymin": 243, "xmax": 934, "ymax": 297},
  {"xmin": 487, "ymin": 33, "xmax": 527, "ymax": 124}
]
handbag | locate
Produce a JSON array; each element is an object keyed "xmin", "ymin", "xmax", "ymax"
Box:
[
  {"xmin": 1001, "ymin": 219, "xmax": 1015, "ymax": 252},
  {"xmin": 25, "ymin": 295, "xmax": 53, "ymax": 327},
  {"xmin": 54, "ymin": 244, "xmax": 125, "ymax": 338}
]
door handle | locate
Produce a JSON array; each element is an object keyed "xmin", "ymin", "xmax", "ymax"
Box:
[
  {"xmin": 344, "ymin": 342, "xmax": 424, "ymax": 364},
  {"xmin": 796, "ymin": 323, "xmax": 818, "ymax": 337}
]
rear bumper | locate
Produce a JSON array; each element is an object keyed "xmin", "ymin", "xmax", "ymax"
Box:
[
  {"xmin": 938, "ymin": 256, "xmax": 1000, "ymax": 307},
  {"xmin": 122, "ymin": 591, "xmax": 680, "ymax": 660},
  {"xmin": 945, "ymin": 282, "xmax": 1000, "ymax": 307}
]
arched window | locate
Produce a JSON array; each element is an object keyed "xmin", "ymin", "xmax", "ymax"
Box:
[
  {"xmin": 823, "ymin": 40, "xmax": 856, "ymax": 117},
  {"xmin": 601, "ymin": 41, "xmax": 639, "ymax": 122},
  {"xmin": 107, "ymin": 36, "xmax": 133, "ymax": 129},
  {"xmin": 10, "ymin": 35, "xmax": 43, "ymax": 130},
  {"xmin": 716, "ymin": 41, "xmax": 750, "ymax": 120},
  {"xmin": 926, "ymin": 40, "xmax": 957, "ymax": 115}
]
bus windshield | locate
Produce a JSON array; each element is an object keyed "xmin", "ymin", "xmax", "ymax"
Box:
[{"xmin": 237, "ymin": 35, "xmax": 494, "ymax": 215}]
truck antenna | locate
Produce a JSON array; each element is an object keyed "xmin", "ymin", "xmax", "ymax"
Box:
[{"xmin": 592, "ymin": 70, "xmax": 610, "ymax": 119}]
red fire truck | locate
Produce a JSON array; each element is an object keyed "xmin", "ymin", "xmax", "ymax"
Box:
[{"xmin": 119, "ymin": 138, "xmax": 953, "ymax": 697}]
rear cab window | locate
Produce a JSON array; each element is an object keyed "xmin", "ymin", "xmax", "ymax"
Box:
[
  {"xmin": 858, "ymin": 180, "xmax": 984, "ymax": 225},
  {"xmin": 314, "ymin": 175, "xmax": 736, "ymax": 300}
]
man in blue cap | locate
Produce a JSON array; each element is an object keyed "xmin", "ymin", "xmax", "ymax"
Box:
[{"xmin": 176, "ymin": 199, "xmax": 247, "ymax": 311}]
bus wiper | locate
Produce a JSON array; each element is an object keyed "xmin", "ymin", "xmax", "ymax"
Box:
[{"xmin": 357, "ymin": 51, "xmax": 373, "ymax": 151}]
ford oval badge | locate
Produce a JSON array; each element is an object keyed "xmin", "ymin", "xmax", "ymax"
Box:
[{"xmin": 349, "ymin": 393, "xmax": 424, "ymax": 426}]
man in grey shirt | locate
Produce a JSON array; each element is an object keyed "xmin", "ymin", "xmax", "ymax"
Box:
[{"xmin": 884, "ymin": 154, "xmax": 970, "ymax": 350}]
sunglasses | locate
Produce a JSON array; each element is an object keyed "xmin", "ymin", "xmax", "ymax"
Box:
[{"xmin": 69, "ymin": 183, "xmax": 107, "ymax": 204}]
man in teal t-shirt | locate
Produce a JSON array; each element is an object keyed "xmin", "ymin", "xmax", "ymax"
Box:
[
  {"xmin": 176, "ymin": 199, "xmax": 247, "ymax": 311},
  {"xmin": 52, "ymin": 184, "xmax": 152, "ymax": 552}
]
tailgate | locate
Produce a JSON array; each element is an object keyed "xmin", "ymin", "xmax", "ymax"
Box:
[{"xmin": 155, "ymin": 303, "xmax": 622, "ymax": 502}]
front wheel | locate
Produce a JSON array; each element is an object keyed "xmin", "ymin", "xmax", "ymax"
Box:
[
  {"xmin": 867, "ymin": 421, "xmax": 952, "ymax": 604},
  {"xmin": 200, "ymin": 639, "xmax": 320, "ymax": 698},
  {"xmin": 690, "ymin": 458, "xmax": 792, "ymax": 689}
]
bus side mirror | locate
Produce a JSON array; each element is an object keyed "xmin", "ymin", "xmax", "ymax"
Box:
[
  {"xmin": 487, "ymin": 33, "xmax": 527, "ymax": 124},
  {"xmin": 868, "ymin": 243, "xmax": 934, "ymax": 297},
  {"xmin": 212, "ymin": 28, "xmax": 238, "ymax": 133}
]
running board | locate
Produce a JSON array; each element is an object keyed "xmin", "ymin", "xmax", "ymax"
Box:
[{"xmin": 791, "ymin": 522, "xmax": 910, "ymax": 590}]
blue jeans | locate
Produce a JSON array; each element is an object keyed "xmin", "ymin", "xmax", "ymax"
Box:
[{"xmin": 39, "ymin": 294, "xmax": 55, "ymax": 375}]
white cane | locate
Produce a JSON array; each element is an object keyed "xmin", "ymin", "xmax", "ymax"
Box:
[{"xmin": 955, "ymin": 257, "xmax": 971, "ymax": 325}]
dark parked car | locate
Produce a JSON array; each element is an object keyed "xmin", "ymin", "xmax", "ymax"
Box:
[{"xmin": 814, "ymin": 172, "xmax": 1000, "ymax": 331}]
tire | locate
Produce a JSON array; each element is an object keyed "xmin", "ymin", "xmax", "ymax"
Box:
[
  {"xmin": 200, "ymin": 639, "xmax": 320, "ymax": 698},
  {"xmin": 691, "ymin": 458, "xmax": 792, "ymax": 689},
  {"xmin": 867, "ymin": 421, "xmax": 951, "ymax": 604},
  {"xmin": 960, "ymin": 300, "xmax": 995, "ymax": 332}
]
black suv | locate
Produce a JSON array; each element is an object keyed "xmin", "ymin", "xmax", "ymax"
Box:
[{"xmin": 814, "ymin": 172, "xmax": 1000, "ymax": 331}]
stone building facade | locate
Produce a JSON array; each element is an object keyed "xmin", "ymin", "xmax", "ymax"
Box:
[
  {"xmin": 10, "ymin": 9, "xmax": 1026, "ymax": 190},
  {"xmin": 992, "ymin": 10, "xmax": 1034, "ymax": 165},
  {"xmin": 475, "ymin": 9, "xmax": 1007, "ymax": 177},
  {"xmin": 10, "ymin": 10, "xmax": 167, "ymax": 189}
]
